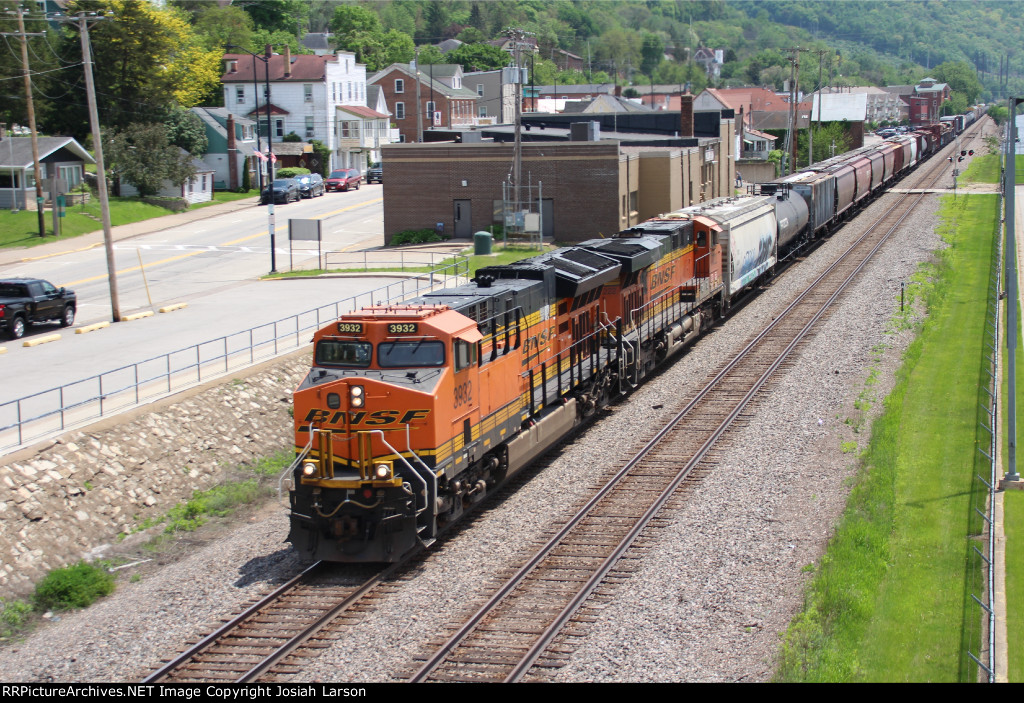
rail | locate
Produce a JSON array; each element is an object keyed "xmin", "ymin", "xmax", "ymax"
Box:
[{"xmin": 0, "ymin": 257, "xmax": 469, "ymax": 455}]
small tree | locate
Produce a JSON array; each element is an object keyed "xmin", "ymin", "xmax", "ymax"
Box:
[{"xmin": 105, "ymin": 122, "xmax": 196, "ymax": 197}]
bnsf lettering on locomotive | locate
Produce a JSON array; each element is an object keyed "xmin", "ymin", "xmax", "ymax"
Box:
[
  {"xmin": 649, "ymin": 265, "xmax": 676, "ymax": 289},
  {"xmin": 303, "ymin": 408, "xmax": 430, "ymax": 426},
  {"xmin": 521, "ymin": 326, "xmax": 555, "ymax": 366}
]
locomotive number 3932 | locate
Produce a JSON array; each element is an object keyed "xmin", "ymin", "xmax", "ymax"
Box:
[{"xmin": 454, "ymin": 380, "xmax": 473, "ymax": 408}]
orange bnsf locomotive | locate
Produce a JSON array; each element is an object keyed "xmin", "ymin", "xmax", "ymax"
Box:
[{"xmin": 285, "ymin": 193, "xmax": 797, "ymax": 562}]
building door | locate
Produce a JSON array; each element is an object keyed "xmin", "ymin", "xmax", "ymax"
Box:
[
  {"xmin": 541, "ymin": 198, "xmax": 554, "ymax": 239},
  {"xmin": 454, "ymin": 199, "xmax": 472, "ymax": 238}
]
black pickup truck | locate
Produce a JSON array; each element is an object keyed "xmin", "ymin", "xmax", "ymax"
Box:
[{"xmin": 0, "ymin": 278, "xmax": 76, "ymax": 340}]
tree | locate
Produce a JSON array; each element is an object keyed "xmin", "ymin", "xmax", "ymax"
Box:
[
  {"xmin": 445, "ymin": 44, "xmax": 510, "ymax": 73},
  {"xmin": 241, "ymin": 0, "xmax": 306, "ymax": 33},
  {"xmin": 329, "ymin": 4, "xmax": 384, "ymax": 66},
  {"xmin": 105, "ymin": 122, "xmax": 196, "ymax": 197},
  {"xmin": 933, "ymin": 60, "xmax": 982, "ymax": 105},
  {"xmin": 49, "ymin": 1, "xmax": 215, "ymax": 136},
  {"xmin": 191, "ymin": 5, "xmax": 254, "ymax": 52},
  {"xmin": 163, "ymin": 106, "xmax": 207, "ymax": 156},
  {"xmin": 640, "ymin": 33, "xmax": 663, "ymax": 76}
]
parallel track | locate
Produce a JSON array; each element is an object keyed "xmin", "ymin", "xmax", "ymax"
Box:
[{"xmin": 408, "ymin": 124, "xmax": 985, "ymax": 683}]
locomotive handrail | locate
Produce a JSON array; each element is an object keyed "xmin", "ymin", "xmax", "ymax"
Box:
[
  {"xmin": 278, "ymin": 431, "xmax": 316, "ymax": 507},
  {"xmin": 365, "ymin": 429, "xmax": 433, "ymax": 525}
]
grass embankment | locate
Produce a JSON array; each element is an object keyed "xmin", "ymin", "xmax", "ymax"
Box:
[
  {"xmin": 776, "ymin": 192, "xmax": 998, "ymax": 681},
  {"xmin": 962, "ymin": 148, "xmax": 1024, "ymax": 185},
  {"xmin": 265, "ymin": 242, "xmax": 553, "ymax": 280},
  {"xmin": 0, "ymin": 191, "xmax": 257, "ymax": 248}
]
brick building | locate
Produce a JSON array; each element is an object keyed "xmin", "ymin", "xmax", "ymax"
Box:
[
  {"xmin": 380, "ymin": 99, "xmax": 736, "ymax": 243},
  {"xmin": 368, "ymin": 63, "xmax": 479, "ymax": 142}
]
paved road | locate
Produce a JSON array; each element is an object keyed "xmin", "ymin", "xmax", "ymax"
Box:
[{"xmin": 0, "ymin": 186, "xmax": 403, "ymax": 404}]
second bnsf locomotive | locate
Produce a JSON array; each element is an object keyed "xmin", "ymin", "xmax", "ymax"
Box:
[{"xmin": 286, "ymin": 118, "xmax": 971, "ymax": 562}]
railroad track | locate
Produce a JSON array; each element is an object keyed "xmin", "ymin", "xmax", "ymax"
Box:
[
  {"xmin": 141, "ymin": 561, "xmax": 398, "ymax": 683},
  {"xmin": 406, "ymin": 124, "xmax": 985, "ymax": 683}
]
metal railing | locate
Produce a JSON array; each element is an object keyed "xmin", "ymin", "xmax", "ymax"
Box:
[
  {"xmin": 968, "ymin": 188, "xmax": 1001, "ymax": 683},
  {"xmin": 322, "ymin": 250, "xmax": 456, "ymax": 273},
  {"xmin": 0, "ymin": 257, "xmax": 469, "ymax": 455}
]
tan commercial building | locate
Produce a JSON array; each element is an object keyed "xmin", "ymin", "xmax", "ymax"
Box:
[{"xmin": 380, "ymin": 100, "xmax": 735, "ymax": 244}]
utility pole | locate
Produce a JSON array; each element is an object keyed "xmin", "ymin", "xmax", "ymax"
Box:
[
  {"xmin": 810, "ymin": 49, "xmax": 828, "ymax": 167},
  {"xmin": 2, "ymin": 7, "xmax": 46, "ymax": 236},
  {"xmin": 48, "ymin": 9, "xmax": 122, "ymax": 321},
  {"xmin": 504, "ymin": 27, "xmax": 532, "ymax": 240},
  {"xmin": 1006, "ymin": 97, "xmax": 1019, "ymax": 482}
]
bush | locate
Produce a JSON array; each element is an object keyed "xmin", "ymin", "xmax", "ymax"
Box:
[
  {"xmin": 276, "ymin": 167, "xmax": 310, "ymax": 179},
  {"xmin": 389, "ymin": 228, "xmax": 449, "ymax": 246},
  {"xmin": 0, "ymin": 598, "xmax": 32, "ymax": 637},
  {"xmin": 33, "ymin": 562, "xmax": 115, "ymax": 611}
]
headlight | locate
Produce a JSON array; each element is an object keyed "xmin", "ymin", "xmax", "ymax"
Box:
[
  {"xmin": 374, "ymin": 463, "xmax": 392, "ymax": 480},
  {"xmin": 302, "ymin": 462, "xmax": 317, "ymax": 476},
  {"xmin": 350, "ymin": 385, "xmax": 364, "ymax": 408}
]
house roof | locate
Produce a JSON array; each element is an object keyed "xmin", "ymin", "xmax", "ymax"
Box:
[
  {"xmin": 337, "ymin": 104, "xmax": 389, "ymax": 120},
  {"xmin": 743, "ymin": 128, "xmax": 776, "ymax": 142},
  {"xmin": 301, "ymin": 33, "xmax": 332, "ymax": 52},
  {"xmin": 436, "ymin": 39, "xmax": 463, "ymax": 53},
  {"xmin": 246, "ymin": 103, "xmax": 290, "ymax": 118},
  {"xmin": 0, "ymin": 136, "xmax": 94, "ymax": 170},
  {"xmin": 221, "ymin": 53, "xmax": 340, "ymax": 83},
  {"xmin": 190, "ymin": 108, "xmax": 257, "ymax": 157},
  {"xmin": 562, "ymin": 94, "xmax": 654, "ymax": 114}
]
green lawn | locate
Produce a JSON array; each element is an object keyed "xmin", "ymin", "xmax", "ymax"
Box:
[
  {"xmin": 0, "ymin": 191, "xmax": 258, "ymax": 248},
  {"xmin": 776, "ymin": 193, "xmax": 998, "ymax": 681}
]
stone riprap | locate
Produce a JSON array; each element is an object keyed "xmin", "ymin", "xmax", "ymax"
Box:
[{"xmin": 0, "ymin": 353, "xmax": 310, "ymax": 598}]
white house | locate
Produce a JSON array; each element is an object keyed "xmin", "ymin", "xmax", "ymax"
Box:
[
  {"xmin": 119, "ymin": 153, "xmax": 215, "ymax": 205},
  {"xmin": 335, "ymin": 104, "xmax": 396, "ymax": 171},
  {"xmin": 221, "ymin": 49, "xmax": 368, "ymax": 171}
]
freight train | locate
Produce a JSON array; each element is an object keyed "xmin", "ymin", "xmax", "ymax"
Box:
[{"xmin": 285, "ymin": 116, "xmax": 976, "ymax": 563}]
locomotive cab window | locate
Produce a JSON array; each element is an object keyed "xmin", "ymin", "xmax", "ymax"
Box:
[
  {"xmin": 697, "ymin": 231, "xmax": 707, "ymax": 248},
  {"xmin": 378, "ymin": 340, "xmax": 445, "ymax": 368},
  {"xmin": 454, "ymin": 338, "xmax": 478, "ymax": 372},
  {"xmin": 316, "ymin": 340, "xmax": 372, "ymax": 368}
]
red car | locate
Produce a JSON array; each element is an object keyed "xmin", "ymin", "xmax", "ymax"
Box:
[{"xmin": 325, "ymin": 168, "xmax": 362, "ymax": 192}]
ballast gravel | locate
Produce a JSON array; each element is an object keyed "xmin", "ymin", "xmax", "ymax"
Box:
[{"xmin": 0, "ymin": 152, "xmax": 968, "ymax": 682}]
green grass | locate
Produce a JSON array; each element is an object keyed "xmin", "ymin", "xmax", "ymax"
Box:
[
  {"xmin": 0, "ymin": 196, "xmax": 178, "ymax": 247},
  {"xmin": 776, "ymin": 193, "xmax": 998, "ymax": 681},
  {"xmin": 1006, "ymin": 491, "xmax": 1024, "ymax": 681},
  {"xmin": 126, "ymin": 449, "xmax": 293, "ymax": 548},
  {"xmin": 0, "ymin": 191, "xmax": 257, "ymax": 247}
]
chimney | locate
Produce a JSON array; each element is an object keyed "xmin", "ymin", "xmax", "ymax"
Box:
[
  {"xmin": 614, "ymin": 84, "xmax": 622, "ymax": 97},
  {"xmin": 680, "ymin": 93, "xmax": 694, "ymax": 138},
  {"xmin": 284, "ymin": 46, "xmax": 291, "ymax": 78},
  {"xmin": 227, "ymin": 113, "xmax": 238, "ymax": 191}
]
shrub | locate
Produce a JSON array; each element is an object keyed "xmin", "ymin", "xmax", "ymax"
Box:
[
  {"xmin": 276, "ymin": 167, "xmax": 310, "ymax": 179},
  {"xmin": 390, "ymin": 228, "xmax": 448, "ymax": 246},
  {"xmin": 0, "ymin": 598, "xmax": 32, "ymax": 636},
  {"xmin": 33, "ymin": 562, "xmax": 115, "ymax": 611}
]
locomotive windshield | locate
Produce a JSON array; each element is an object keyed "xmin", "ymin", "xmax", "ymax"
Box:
[
  {"xmin": 316, "ymin": 340, "xmax": 372, "ymax": 368},
  {"xmin": 378, "ymin": 340, "xmax": 445, "ymax": 368}
]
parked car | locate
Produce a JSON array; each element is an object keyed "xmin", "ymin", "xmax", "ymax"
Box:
[
  {"xmin": 366, "ymin": 163, "xmax": 383, "ymax": 184},
  {"xmin": 295, "ymin": 173, "xmax": 325, "ymax": 198},
  {"xmin": 260, "ymin": 178, "xmax": 300, "ymax": 204},
  {"xmin": 325, "ymin": 169, "xmax": 362, "ymax": 192},
  {"xmin": 0, "ymin": 278, "xmax": 76, "ymax": 340}
]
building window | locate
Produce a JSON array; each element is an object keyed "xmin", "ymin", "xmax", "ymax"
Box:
[
  {"xmin": 479, "ymin": 106, "xmax": 487, "ymax": 118},
  {"xmin": 395, "ymin": 102, "xmax": 405, "ymax": 120},
  {"xmin": 276, "ymin": 119, "xmax": 284, "ymax": 138},
  {"xmin": 426, "ymin": 101, "xmax": 435, "ymax": 117},
  {"xmin": 395, "ymin": 78, "xmax": 404, "ymax": 94},
  {"xmin": 235, "ymin": 86, "xmax": 245, "ymax": 104},
  {"xmin": 452, "ymin": 76, "xmax": 461, "ymax": 89},
  {"xmin": 476, "ymin": 83, "xmax": 484, "ymax": 96},
  {"xmin": 306, "ymin": 117, "xmax": 315, "ymax": 138},
  {"xmin": 304, "ymin": 84, "xmax": 313, "ymax": 102},
  {"xmin": 399, "ymin": 134, "xmax": 406, "ymax": 143},
  {"xmin": 348, "ymin": 83, "xmax": 353, "ymax": 100}
]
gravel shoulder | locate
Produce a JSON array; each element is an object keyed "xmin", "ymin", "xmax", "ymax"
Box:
[{"xmin": 0, "ymin": 181, "xmax": 947, "ymax": 683}]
